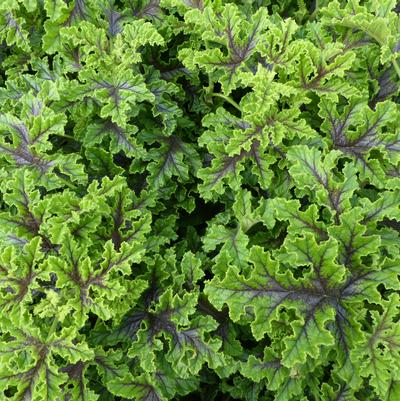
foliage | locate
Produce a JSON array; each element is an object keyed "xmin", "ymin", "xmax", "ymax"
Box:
[{"xmin": 0, "ymin": 0, "xmax": 399, "ymax": 400}]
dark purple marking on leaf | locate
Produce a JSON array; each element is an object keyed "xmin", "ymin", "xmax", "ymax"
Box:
[
  {"xmin": 113, "ymin": 302, "xmax": 181, "ymax": 346},
  {"xmin": 4, "ymin": 234, "xmax": 30, "ymax": 246},
  {"xmin": 92, "ymin": 246, "xmax": 134, "ymax": 286},
  {"xmin": 197, "ymin": 296, "xmax": 228, "ymax": 324},
  {"xmin": 217, "ymin": 112, "xmax": 286, "ymax": 162},
  {"xmin": 67, "ymin": 244, "xmax": 134, "ymax": 307},
  {"xmin": 242, "ymin": 262, "xmax": 339, "ymax": 322},
  {"xmin": 0, "ymin": 178, "xmax": 56, "ymax": 253},
  {"xmin": 379, "ymin": 218, "xmax": 400, "ymax": 232},
  {"xmin": 333, "ymin": 311, "xmax": 349, "ymax": 345},
  {"xmin": 94, "ymin": 355, "xmax": 123, "ymax": 379},
  {"xmin": 92, "ymin": 79, "xmax": 147, "ymax": 111},
  {"xmin": 263, "ymin": 19, "xmax": 295, "ymax": 67},
  {"xmin": 210, "ymin": 150, "xmax": 245, "ymax": 187},
  {"xmin": 235, "ymin": 120, "xmax": 252, "ymax": 130},
  {"xmin": 32, "ymin": 120, "xmax": 62, "ymax": 147},
  {"xmin": 361, "ymin": 195, "xmax": 400, "ymax": 224},
  {"xmin": 208, "ymin": 139, "xmax": 278, "ymax": 190},
  {"xmin": 300, "ymin": 43, "xmax": 359, "ymax": 91},
  {"xmin": 393, "ymin": 40, "xmax": 400, "ymax": 53},
  {"xmin": 147, "ymin": 309, "xmax": 176, "ymax": 340},
  {"xmin": 130, "ymin": 0, "xmax": 161, "ymax": 20},
  {"xmin": 28, "ymin": 99, "xmax": 43, "ymax": 117},
  {"xmin": 159, "ymin": 66, "xmax": 192, "ymax": 81},
  {"xmin": 0, "ymin": 135, "xmax": 54, "ymax": 175},
  {"xmin": 154, "ymin": 99, "xmax": 180, "ymax": 117},
  {"xmin": 136, "ymin": 383, "xmax": 163, "ymax": 401},
  {"xmin": 11, "ymin": 122, "xmax": 29, "ymax": 144},
  {"xmin": 252, "ymin": 358, "xmax": 282, "ymax": 377},
  {"xmin": 327, "ymin": 103, "xmax": 399, "ymax": 184},
  {"xmin": 249, "ymin": 140, "xmax": 269, "ymax": 182},
  {"xmin": 143, "ymin": 268, "xmax": 162, "ymax": 308},
  {"xmin": 215, "ymin": 239, "xmax": 392, "ymax": 366},
  {"xmin": 115, "ymin": 310, "xmax": 148, "ymax": 341},
  {"xmin": 61, "ymin": 361, "xmax": 84, "ymax": 381},
  {"xmin": 330, "ymin": 302, "xmax": 353, "ymax": 368},
  {"xmin": 0, "ymin": 257, "xmax": 37, "ymax": 310},
  {"xmin": 103, "ymin": 2, "xmax": 124, "ymax": 37},
  {"xmin": 65, "ymin": 0, "xmax": 89, "ymax": 26},
  {"xmin": 330, "ymin": 384, "xmax": 353, "ymax": 401},
  {"xmin": 257, "ymin": 55, "xmax": 274, "ymax": 71},
  {"xmin": 340, "ymin": 259, "xmax": 398, "ymax": 302},
  {"xmin": 14, "ymin": 148, "xmax": 53, "ymax": 171},
  {"xmin": 299, "ymin": 151, "xmax": 342, "ymax": 223},
  {"xmin": 341, "ymin": 107, "xmax": 385, "ymax": 151},
  {"xmin": 338, "ymin": 228, "xmax": 357, "ymax": 269},
  {"xmin": 62, "ymin": 44, "xmax": 82, "ymax": 70},
  {"xmin": 0, "ymin": 346, "xmax": 48, "ymax": 401},
  {"xmin": 208, "ymin": 12, "xmax": 263, "ymax": 84},
  {"xmin": 24, "ymin": 79, "xmax": 41, "ymax": 96},
  {"xmin": 0, "ymin": 114, "xmax": 30, "ymax": 145},
  {"xmin": 58, "ymin": 239, "xmax": 109, "ymax": 306},
  {"xmin": 387, "ymin": 165, "xmax": 400, "ymax": 177},
  {"xmin": 205, "ymin": 10, "xmax": 224, "ymax": 39},
  {"xmin": 60, "ymin": 360, "xmax": 87, "ymax": 400},
  {"xmin": 4, "ymin": 12, "xmax": 27, "ymax": 45},
  {"xmin": 93, "ymin": 80, "xmax": 122, "ymax": 108},
  {"xmin": 149, "ymin": 135, "xmax": 187, "ymax": 185},
  {"xmin": 369, "ymin": 69, "xmax": 398, "ymax": 109},
  {"xmin": 101, "ymin": 119, "xmax": 135, "ymax": 153},
  {"xmin": 122, "ymin": 217, "xmax": 149, "ymax": 246},
  {"xmin": 170, "ymin": 327, "xmax": 208, "ymax": 357},
  {"xmin": 183, "ymin": 0, "xmax": 204, "ymax": 10},
  {"xmin": 285, "ymin": 209, "xmax": 328, "ymax": 240},
  {"xmin": 321, "ymin": 102, "xmax": 358, "ymax": 147},
  {"xmin": 71, "ymin": 217, "xmax": 97, "ymax": 240}
]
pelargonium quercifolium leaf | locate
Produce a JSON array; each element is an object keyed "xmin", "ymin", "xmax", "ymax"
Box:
[{"xmin": 0, "ymin": 1, "xmax": 399, "ymax": 400}]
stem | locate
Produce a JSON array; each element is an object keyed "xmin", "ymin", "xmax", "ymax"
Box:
[
  {"xmin": 55, "ymin": 173, "xmax": 79, "ymax": 190},
  {"xmin": 392, "ymin": 59, "xmax": 400, "ymax": 81},
  {"xmin": 209, "ymin": 92, "xmax": 241, "ymax": 112},
  {"xmin": 46, "ymin": 317, "xmax": 59, "ymax": 342},
  {"xmin": 55, "ymin": 133, "xmax": 75, "ymax": 140}
]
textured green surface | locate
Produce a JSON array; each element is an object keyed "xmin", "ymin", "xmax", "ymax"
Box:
[{"xmin": 0, "ymin": 1, "xmax": 399, "ymax": 400}]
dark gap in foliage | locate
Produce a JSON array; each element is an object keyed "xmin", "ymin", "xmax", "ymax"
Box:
[
  {"xmin": 291, "ymin": 264, "xmax": 311, "ymax": 279},
  {"xmin": 179, "ymin": 195, "xmax": 225, "ymax": 235},
  {"xmin": 230, "ymin": 86, "xmax": 252, "ymax": 105},
  {"xmin": 4, "ymin": 386, "xmax": 17, "ymax": 397},
  {"xmin": 113, "ymin": 151, "xmax": 132, "ymax": 170}
]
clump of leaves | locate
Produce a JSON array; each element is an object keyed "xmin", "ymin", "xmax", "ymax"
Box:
[{"xmin": 0, "ymin": 1, "xmax": 399, "ymax": 400}]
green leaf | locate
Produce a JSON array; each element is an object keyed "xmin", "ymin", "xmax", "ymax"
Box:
[
  {"xmin": 287, "ymin": 146, "xmax": 358, "ymax": 223},
  {"xmin": 180, "ymin": 4, "xmax": 268, "ymax": 94},
  {"xmin": 353, "ymin": 294, "xmax": 400, "ymax": 399},
  {"xmin": 319, "ymin": 98, "xmax": 399, "ymax": 186}
]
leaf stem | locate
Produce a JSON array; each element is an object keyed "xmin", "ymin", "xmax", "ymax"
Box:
[
  {"xmin": 209, "ymin": 92, "xmax": 241, "ymax": 112},
  {"xmin": 55, "ymin": 133, "xmax": 76, "ymax": 140},
  {"xmin": 392, "ymin": 59, "xmax": 400, "ymax": 81},
  {"xmin": 46, "ymin": 317, "xmax": 59, "ymax": 341},
  {"xmin": 55, "ymin": 173, "xmax": 79, "ymax": 190}
]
